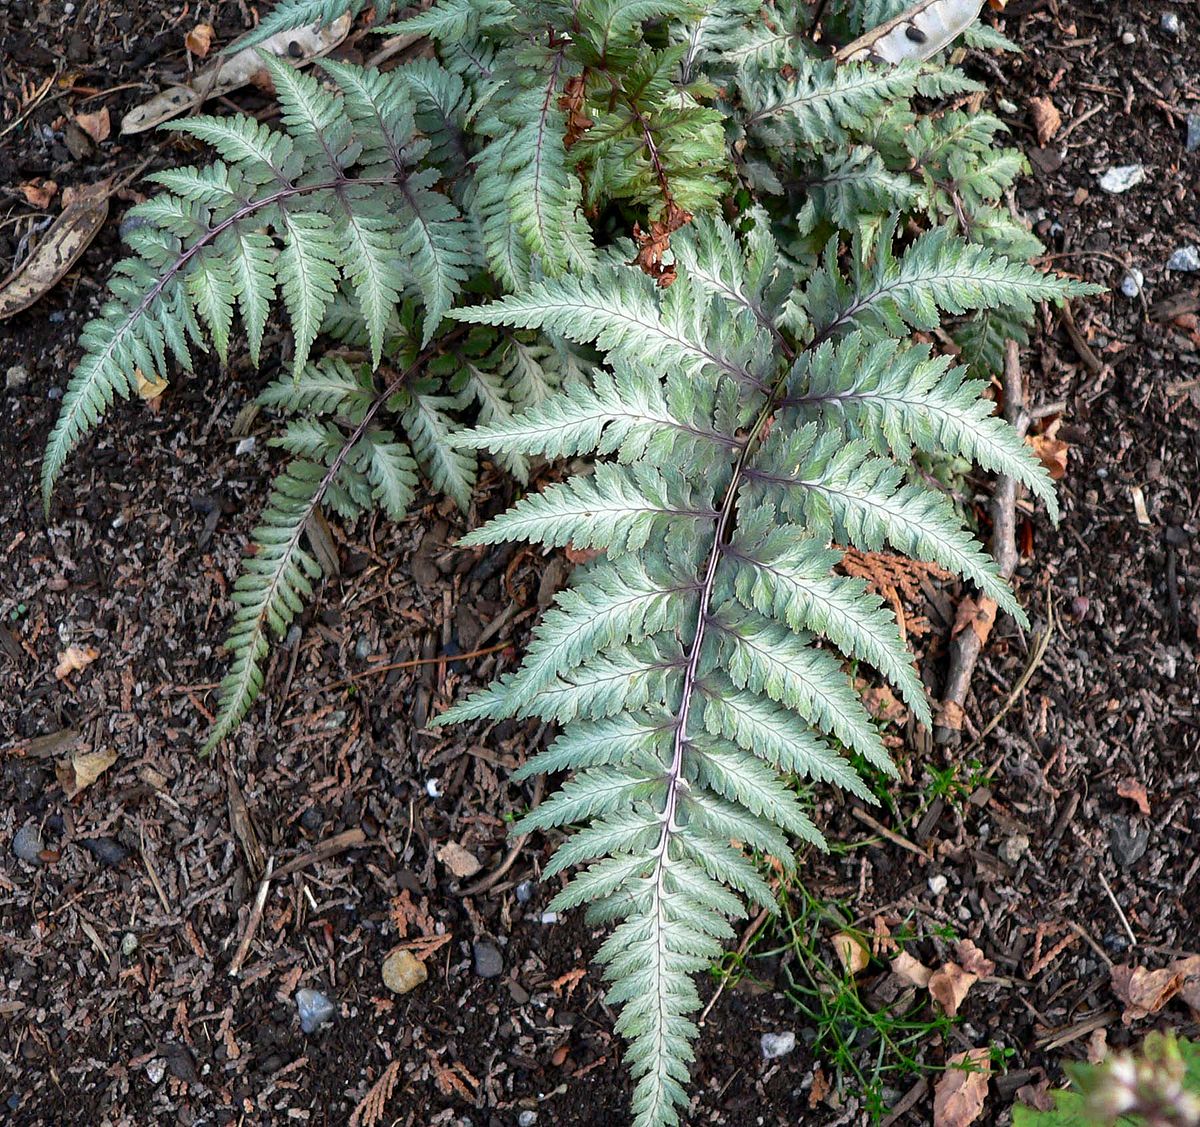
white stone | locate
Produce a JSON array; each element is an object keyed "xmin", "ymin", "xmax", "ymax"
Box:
[
  {"xmin": 928, "ymin": 874, "xmax": 949, "ymax": 896},
  {"xmin": 760, "ymin": 1031, "xmax": 796, "ymax": 1060},
  {"xmin": 1098, "ymin": 165, "xmax": 1146, "ymax": 194},
  {"xmin": 1168, "ymin": 246, "xmax": 1200, "ymax": 272}
]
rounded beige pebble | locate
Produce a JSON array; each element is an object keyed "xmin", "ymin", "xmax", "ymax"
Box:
[{"xmin": 382, "ymin": 949, "xmax": 428, "ymax": 995}]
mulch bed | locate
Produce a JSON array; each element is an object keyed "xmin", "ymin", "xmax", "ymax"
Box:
[{"xmin": 1, "ymin": 1, "xmax": 1197, "ymax": 1123}]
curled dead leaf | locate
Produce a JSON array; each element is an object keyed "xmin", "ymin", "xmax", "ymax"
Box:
[
  {"xmin": 934, "ymin": 1048, "xmax": 992, "ymax": 1127},
  {"xmin": 1028, "ymin": 96, "xmax": 1062, "ymax": 145},
  {"xmin": 954, "ymin": 939, "xmax": 996, "ymax": 978},
  {"xmin": 862, "ymin": 683, "xmax": 907, "ymax": 725},
  {"xmin": 55, "ymin": 644, "xmax": 99, "ymax": 680},
  {"xmin": 1111, "ymin": 956, "xmax": 1200, "ymax": 1023},
  {"xmin": 0, "ymin": 179, "xmax": 112, "ymax": 319},
  {"xmin": 135, "ymin": 368, "xmax": 169, "ymax": 402},
  {"xmin": 951, "ymin": 597, "xmax": 997, "ymax": 647},
  {"xmin": 1116, "ymin": 777, "xmax": 1151, "ymax": 815},
  {"xmin": 929, "ymin": 961, "xmax": 977, "ymax": 1016},
  {"xmin": 832, "ymin": 931, "xmax": 870, "ymax": 976},
  {"xmin": 1028, "ymin": 433, "xmax": 1069, "ymax": 480},
  {"xmin": 56, "ymin": 747, "xmax": 118, "ymax": 799},
  {"xmin": 185, "ymin": 23, "xmax": 215, "ymax": 57},
  {"xmin": 891, "ymin": 949, "xmax": 934, "ymax": 989},
  {"xmin": 74, "ymin": 107, "xmax": 111, "ymax": 144},
  {"xmin": 21, "ymin": 179, "xmax": 58, "ymax": 208}
]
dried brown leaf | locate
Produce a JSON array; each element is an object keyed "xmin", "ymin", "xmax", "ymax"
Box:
[
  {"xmin": 1028, "ymin": 433, "xmax": 1069, "ymax": 480},
  {"xmin": 954, "ymin": 939, "xmax": 996, "ymax": 978},
  {"xmin": 1116, "ymin": 777, "xmax": 1151, "ymax": 815},
  {"xmin": 832, "ymin": 931, "xmax": 870, "ymax": 976},
  {"xmin": 55, "ymin": 644, "xmax": 99, "ymax": 680},
  {"xmin": 74, "ymin": 107, "xmax": 111, "ymax": 144},
  {"xmin": 20, "ymin": 179, "xmax": 57, "ymax": 208},
  {"xmin": 951, "ymin": 597, "xmax": 997, "ymax": 647},
  {"xmin": 929, "ymin": 961, "xmax": 977, "ymax": 1016},
  {"xmin": 135, "ymin": 368, "xmax": 169, "ymax": 401},
  {"xmin": 185, "ymin": 23, "xmax": 215, "ymax": 57},
  {"xmin": 56, "ymin": 747, "xmax": 117, "ymax": 798},
  {"xmin": 862, "ymin": 683, "xmax": 907, "ymax": 725},
  {"xmin": 933, "ymin": 1048, "xmax": 992, "ymax": 1127},
  {"xmin": 891, "ymin": 949, "xmax": 934, "ymax": 989},
  {"xmin": 1111, "ymin": 956, "xmax": 1200, "ymax": 1023},
  {"xmin": 1028, "ymin": 97, "xmax": 1062, "ymax": 145},
  {"xmin": 0, "ymin": 180, "xmax": 111, "ymax": 319}
]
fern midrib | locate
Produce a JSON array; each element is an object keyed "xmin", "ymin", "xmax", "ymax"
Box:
[
  {"xmin": 531, "ymin": 46, "xmax": 569, "ymax": 251},
  {"xmin": 743, "ymin": 66, "xmax": 900, "ymax": 127}
]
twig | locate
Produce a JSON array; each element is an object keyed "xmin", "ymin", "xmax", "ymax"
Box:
[
  {"xmin": 229, "ymin": 856, "xmax": 274, "ymax": 977},
  {"xmin": 339, "ymin": 640, "xmax": 512, "ymax": 686},
  {"xmin": 1060, "ymin": 299, "xmax": 1103, "ymax": 375},
  {"xmin": 455, "ymin": 773, "xmax": 545, "ymax": 897},
  {"xmin": 850, "ymin": 807, "xmax": 929, "ymax": 860},
  {"xmin": 972, "ymin": 589, "xmax": 1055, "ymax": 762},
  {"xmin": 935, "ymin": 339, "xmax": 1026, "ymax": 746},
  {"xmin": 1098, "ymin": 870, "xmax": 1138, "ymax": 950},
  {"xmin": 698, "ymin": 901, "xmax": 773, "ymax": 1026},
  {"xmin": 274, "ymin": 827, "xmax": 367, "ymax": 877}
]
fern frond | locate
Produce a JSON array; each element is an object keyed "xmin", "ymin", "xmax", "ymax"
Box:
[{"xmin": 44, "ymin": 58, "xmax": 467, "ymax": 511}]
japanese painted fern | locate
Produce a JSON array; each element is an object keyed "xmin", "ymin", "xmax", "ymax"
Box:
[{"xmin": 42, "ymin": 0, "xmax": 1100, "ymax": 1120}]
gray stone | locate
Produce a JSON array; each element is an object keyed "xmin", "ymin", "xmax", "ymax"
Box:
[
  {"xmin": 1188, "ymin": 114, "xmax": 1200, "ymax": 154},
  {"xmin": 5, "ymin": 365, "xmax": 28, "ymax": 390},
  {"xmin": 999, "ymin": 833, "xmax": 1030, "ymax": 866},
  {"xmin": 1119, "ymin": 269, "xmax": 1144, "ymax": 298},
  {"xmin": 515, "ymin": 880, "xmax": 535, "ymax": 904},
  {"xmin": 1098, "ymin": 165, "xmax": 1146, "ymax": 194},
  {"xmin": 472, "ymin": 940, "xmax": 504, "ymax": 979},
  {"xmin": 1110, "ymin": 820, "xmax": 1149, "ymax": 867},
  {"xmin": 1168, "ymin": 245, "xmax": 1200, "ymax": 272},
  {"xmin": 518, "ymin": 1112, "xmax": 538, "ymax": 1127},
  {"xmin": 1161, "ymin": 11, "xmax": 1181, "ymax": 35},
  {"xmin": 760, "ymin": 1031, "xmax": 796, "ymax": 1060},
  {"xmin": 12, "ymin": 823, "xmax": 42, "ymax": 863},
  {"xmin": 296, "ymin": 988, "xmax": 336, "ymax": 1033}
]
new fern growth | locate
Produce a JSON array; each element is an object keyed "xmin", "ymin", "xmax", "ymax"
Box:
[{"xmin": 44, "ymin": 0, "xmax": 1101, "ymax": 1120}]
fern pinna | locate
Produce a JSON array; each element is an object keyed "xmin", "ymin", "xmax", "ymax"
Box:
[{"xmin": 42, "ymin": 0, "xmax": 1103, "ymax": 1120}]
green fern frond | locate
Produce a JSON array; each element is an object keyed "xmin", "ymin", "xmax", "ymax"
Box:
[{"xmin": 43, "ymin": 57, "xmax": 469, "ymax": 512}]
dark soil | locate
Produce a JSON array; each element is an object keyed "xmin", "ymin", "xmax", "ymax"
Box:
[{"xmin": 1, "ymin": 1, "xmax": 1197, "ymax": 1125}]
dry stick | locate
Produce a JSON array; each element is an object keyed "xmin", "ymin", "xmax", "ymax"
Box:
[
  {"xmin": 1098, "ymin": 870, "xmax": 1138, "ymax": 950},
  {"xmin": 273, "ymin": 827, "xmax": 367, "ymax": 878},
  {"xmin": 934, "ymin": 339, "xmax": 1027, "ymax": 747},
  {"xmin": 229, "ymin": 856, "xmax": 274, "ymax": 977}
]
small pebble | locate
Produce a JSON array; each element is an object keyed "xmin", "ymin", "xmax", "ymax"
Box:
[
  {"xmin": 382, "ymin": 948, "xmax": 428, "ymax": 995},
  {"xmin": 928, "ymin": 874, "xmax": 948, "ymax": 896},
  {"xmin": 539, "ymin": 911, "xmax": 559, "ymax": 925},
  {"xmin": 760, "ymin": 1031, "xmax": 796, "ymax": 1060},
  {"xmin": 1121, "ymin": 30, "xmax": 1136, "ymax": 45},
  {"xmin": 12, "ymin": 823, "xmax": 42, "ymax": 863},
  {"xmin": 473, "ymin": 940, "xmax": 504, "ymax": 979},
  {"xmin": 999, "ymin": 833, "xmax": 1030, "ymax": 865},
  {"xmin": 515, "ymin": 879, "xmax": 535, "ymax": 904},
  {"xmin": 1098, "ymin": 164, "xmax": 1146, "ymax": 194},
  {"xmin": 80, "ymin": 837, "xmax": 128, "ymax": 866},
  {"xmin": 235, "ymin": 436, "xmax": 256, "ymax": 456},
  {"xmin": 354, "ymin": 635, "xmax": 372, "ymax": 661},
  {"xmin": 425, "ymin": 778, "xmax": 442, "ymax": 798},
  {"xmin": 518, "ymin": 1112, "xmax": 538, "ymax": 1127},
  {"xmin": 120, "ymin": 932, "xmax": 139, "ymax": 957},
  {"xmin": 145, "ymin": 1058, "xmax": 166, "ymax": 1085},
  {"xmin": 1167, "ymin": 246, "xmax": 1200, "ymax": 272},
  {"xmin": 1187, "ymin": 114, "xmax": 1200, "ymax": 154},
  {"xmin": 296, "ymin": 988, "xmax": 336, "ymax": 1033},
  {"xmin": 1119, "ymin": 269, "xmax": 1144, "ymax": 298},
  {"xmin": 5, "ymin": 364, "xmax": 28, "ymax": 390},
  {"xmin": 1161, "ymin": 11, "xmax": 1181, "ymax": 35}
]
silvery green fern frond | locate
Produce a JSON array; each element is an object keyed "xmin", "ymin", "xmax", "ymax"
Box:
[{"xmin": 440, "ymin": 213, "xmax": 1096, "ymax": 1125}]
